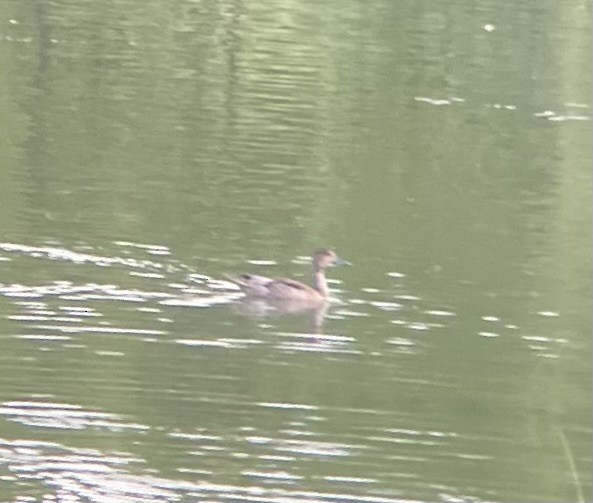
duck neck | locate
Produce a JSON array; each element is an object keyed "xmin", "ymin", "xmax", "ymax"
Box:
[{"xmin": 313, "ymin": 268, "xmax": 329, "ymax": 297}]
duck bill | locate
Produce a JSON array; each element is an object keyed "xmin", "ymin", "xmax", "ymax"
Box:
[{"xmin": 332, "ymin": 257, "xmax": 352, "ymax": 267}]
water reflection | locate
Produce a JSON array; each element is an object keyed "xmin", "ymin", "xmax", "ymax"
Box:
[
  {"xmin": 2, "ymin": 432, "xmax": 426, "ymax": 503},
  {"xmin": 233, "ymin": 297, "xmax": 329, "ymax": 334},
  {"xmin": 0, "ymin": 400, "xmax": 147, "ymax": 432}
]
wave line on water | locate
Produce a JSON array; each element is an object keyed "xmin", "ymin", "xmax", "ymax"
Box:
[
  {"xmin": 257, "ymin": 402, "xmax": 318, "ymax": 411},
  {"xmin": 1, "ymin": 436, "xmax": 423, "ymax": 503},
  {"xmin": 0, "ymin": 400, "xmax": 149, "ymax": 432},
  {"xmin": 0, "ymin": 242, "xmax": 166, "ymax": 271},
  {"xmin": 30, "ymin": 324, "xmax": 167, "ymax": 336}
]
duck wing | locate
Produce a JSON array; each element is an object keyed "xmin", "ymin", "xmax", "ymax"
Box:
[
  {"xmin": 225, "ymin": 274, "xmax": 321, "ymax": 299},
  {"xmin": 224, "ymin": 274, "xmax": 274, "ymax": 296},
  {"xmin": 225, "ymin": 274, "xmax": 273, "ymax": 286},
  {"xmin": 266, "ymin": 278, "xmax": 320, "ymax": 299}
]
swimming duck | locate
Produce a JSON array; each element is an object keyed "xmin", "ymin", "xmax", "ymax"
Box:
[{"xmin": 227, "ymin": 248, "xmax": 350, "ymax": 301}]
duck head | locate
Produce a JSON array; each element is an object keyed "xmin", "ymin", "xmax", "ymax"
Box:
[{"xmin": 312, "ymin": 248, "xmax": 351, "ymax": 270}]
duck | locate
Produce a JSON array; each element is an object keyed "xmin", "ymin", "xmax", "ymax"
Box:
[{"xmin": 226, "ymin": 248, "xmax": 350, "ymax": 301}]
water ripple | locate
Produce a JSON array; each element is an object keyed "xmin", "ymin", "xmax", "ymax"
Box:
[
  {"xmin": 0, "ymin": 401, "xmax": 148, "ymax": 431},
  {"xmin": 1, "ymin": 434, "xmax": 424, "ymax": 503},
  {"xmin": 0, "ymin": 242, "xmax": 165, "ymax": 270},
  {"xmin": 0, "ymin": 282, "xmax": 170, "ymax": 303},
  {"xmin": 29, "ymin": 324, "xmax": 166, "ymax": 336}
]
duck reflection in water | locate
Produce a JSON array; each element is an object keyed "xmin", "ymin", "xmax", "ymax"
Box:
[{"xmin": 226, "ymin": 248, "xmax": 350, "ymax": 333}]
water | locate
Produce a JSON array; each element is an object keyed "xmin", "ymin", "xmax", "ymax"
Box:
[{"xmin": 0, "ymin": 0, "xmax": 591, "ymax": 501}]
